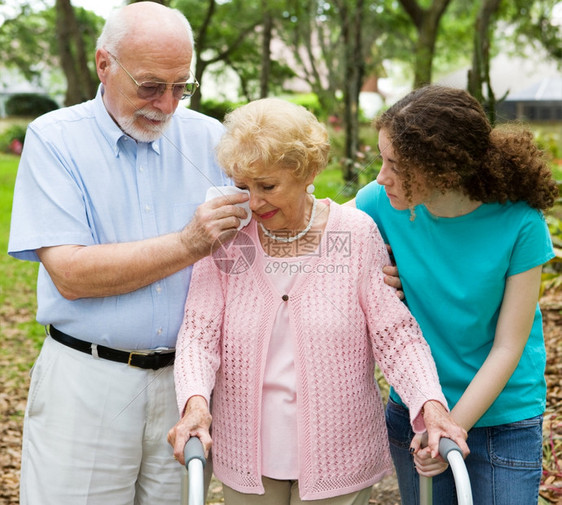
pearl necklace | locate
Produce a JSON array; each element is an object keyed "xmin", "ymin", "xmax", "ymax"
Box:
[{"xmin": 259, "ymin": 197, "xmax": 317, "ymax": 243}]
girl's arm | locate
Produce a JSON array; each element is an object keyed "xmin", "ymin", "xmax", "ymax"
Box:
[
  {"xmin": 450, "ymin": 265, "xmax": 542, "ymax": 430},
  {"xmin": 413, "ymin": 265, "xmax": 542, "ymax": 476}
]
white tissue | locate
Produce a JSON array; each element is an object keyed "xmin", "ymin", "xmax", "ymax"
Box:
[{"xmin": 205, "ymin": 186, "xmax": 252, "ymax": 230}]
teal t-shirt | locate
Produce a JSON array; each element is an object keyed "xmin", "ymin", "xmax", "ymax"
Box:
[{"xmin": 356, "ymin": 182, "xmax": 554, "ymax": 427}]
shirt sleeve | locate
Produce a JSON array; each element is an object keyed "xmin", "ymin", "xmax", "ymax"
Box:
[
  {"xmin": 8, "ymin": 124, "xmax": 94, "ymax": 261},
  {"xmin": 508, "ymin": 209, "xmax": 555, "ymax": 277},
  {"xmin": 358, "ymin": 219, "xmax": 448, "ymax": 432},
  {"xmin": 174, "ymin": 255, "xmax": 225, "ymax": 415}
]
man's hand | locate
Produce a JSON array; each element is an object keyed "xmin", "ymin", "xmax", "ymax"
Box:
[{"xmin": 180, "ymin": 192, "xmax": 250, "ymax": 260}]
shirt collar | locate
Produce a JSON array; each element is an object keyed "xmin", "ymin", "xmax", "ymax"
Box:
[{"xmin": 94, "ymin": 85, "xmax": 161, "ymax": 157}]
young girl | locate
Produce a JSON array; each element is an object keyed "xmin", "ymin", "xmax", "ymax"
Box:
[{"xmin": 350, "ymin": 85, "xmax": 558, "ymax": 505}]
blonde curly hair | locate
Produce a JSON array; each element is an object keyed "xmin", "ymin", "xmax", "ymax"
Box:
[{"xmin": 216, "ymin": 98, "xmax": 330, "ymax": 182}]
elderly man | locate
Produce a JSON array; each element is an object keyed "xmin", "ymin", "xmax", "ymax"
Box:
[{"xmin": 8, "ymin": 2, "xmax": 247, "ymax": 504}]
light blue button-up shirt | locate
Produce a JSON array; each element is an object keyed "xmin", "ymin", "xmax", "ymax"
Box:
[{"xmin": 8, "ymin": 87, "xmax": 228, "ymax": 349}]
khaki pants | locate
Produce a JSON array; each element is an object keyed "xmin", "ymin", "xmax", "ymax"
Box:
[
  {"xmin": 223, "ymin": 477, "xmax": 372, "ymax": 505},
  {"xmin": 20, "ymin": 335, "xmax": 186, "ymax": 505}
]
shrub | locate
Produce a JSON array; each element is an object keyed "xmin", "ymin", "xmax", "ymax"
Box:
[
  {"xmin": 0, "ymin": 124, "xmax": 27, "ymax": 154},
  {"xmin": 5, "ymin": 93, "xmax": 59, "ymax": 118},
  {"xmin": 533, "ymin": 130, "xmax": 561, "ymax": 161},
  {"xmin": 286, "ymin": 93, "xmax": 324, "ymax": 119},
  {"xmin": 197, "ymin": 99, "xmax": 245, "ymax": 121}
]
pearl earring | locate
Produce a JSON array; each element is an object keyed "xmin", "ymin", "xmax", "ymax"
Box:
[{"xmin": 306, "ymin": 184, "xmax": 315, "ymax": 194}]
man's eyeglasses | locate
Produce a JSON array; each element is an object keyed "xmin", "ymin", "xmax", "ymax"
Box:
[{"xmin": 107, "ymin": 51, "xmax": 199, "ymax": 100}]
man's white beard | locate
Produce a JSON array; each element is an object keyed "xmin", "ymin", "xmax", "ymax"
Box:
[{"xmin": 119, "ymin": 109, "xmax": 173, "ymax": 143}]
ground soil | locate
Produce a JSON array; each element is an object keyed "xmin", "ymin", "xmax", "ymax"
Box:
[{"xmin": 1, "ymin": 293, "xmax": 560, "ymax": 505}]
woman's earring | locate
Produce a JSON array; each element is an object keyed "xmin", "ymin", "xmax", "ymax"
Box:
[{"xmin": 306, "ymin": 184, "xmax": 315, "ymax": 194}]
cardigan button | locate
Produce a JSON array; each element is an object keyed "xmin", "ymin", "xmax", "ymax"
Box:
[{"xmin": 282, "ymin": 294, "xmax": 289, "ymax": 301}]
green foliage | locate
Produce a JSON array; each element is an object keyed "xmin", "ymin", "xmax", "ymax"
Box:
[
  {"xmin": 533, "ymin": 130, "xmax": 562, "ymax": 161},
  {"xmin": 172, "ymin": 0, "xmax": 268, "ymax": 101},
  {"xmin": 0, "ymin": 5, "xmax": 57, "ymax": 81},
  {"xmin": 0, "ymin": 154, "xmax": 40, "ymax": 312},
  {"xmin": 314, "ymin": 167, "xmax": 350, "ymax": 203},
  {"xmin": 326, "ymin": 123, "xmax": 381, "ymax": 189},
  {"xmin": 0, "ymin": 4, "xmax": 103, "ymax": 93},
  {"xmin": 501, "ymin": 0, "xmax": 562, "ymax": 61},
  {"xmin": 0, "ymin": 124, "xmax": 27, "ymax": 153},
  {"xmin": 198, "ymin": 99, "xmax": 245, "ymax": 122},
  {"xmin": 551, "ymin": 165, "xmax": 562, "ymax": 182},
  {"xmin": 285, "ymin": 93, "xmax": 325, "ymax": 120},
  {"xmin": 542, "ymin": 214, "xmax": 562, "ymax": 295},
  {"xmin": 546, "ymin": 214, "xmax": 562, "ymax": 248},
  {"xmin": 5, "ymin": 93, "xmax": 59, "ymax": 118}
]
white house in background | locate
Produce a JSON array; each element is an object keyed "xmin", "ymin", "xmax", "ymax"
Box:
[
  {"xmin": 437, "ymin": 50, "xmax": 562, "ymax": 122},
  {"xmin": 499, "ymin": 75, "xmax": 562, "ymax": 121}
]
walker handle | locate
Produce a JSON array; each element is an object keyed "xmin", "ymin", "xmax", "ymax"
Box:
[
  {"xmin": 439, "ymin": 437, "xmax": 463, "ymax": 460},
  {"xmin": 419, "ymin": 438, "xmax": 473, "ymax": 505},
  {"xmin": 184, "ymin": 436, "xmax": 206, "ymax": 468},
  {"xmin": 183, "ymin": 437, "xmax": 206, "ymax": 505}
]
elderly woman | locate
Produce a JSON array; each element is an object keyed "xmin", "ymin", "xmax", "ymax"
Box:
[{"xmin": 168, "ymin": 98, "xmax": 467, "ymax": 505}]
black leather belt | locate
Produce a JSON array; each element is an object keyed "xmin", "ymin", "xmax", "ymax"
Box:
[{"xmin": 48, "ymin": 326, "xmax": 175, "ymax": 370}]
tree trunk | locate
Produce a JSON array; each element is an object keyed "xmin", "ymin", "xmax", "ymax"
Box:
[
  {"xmin": 468, "ymin": 0, "xmax": 503, "ymax": 124},
  {"xmin": 188, "ymin": 0, "xmax": 259, "ymax": 111},
  {"xmin": 260, "ymin": 4, "xmax": 273, "ymax": 98},
  {"xmin": 190, "ymin": 63, "xmax": 207, "ymax": 112},
  {"xmin": 398, "ymin": 0, "xmax": 452, "ymax": 88},
  {"xmin": 339, "ymin": 0, "xmax": 364, "ymax": 185},
  {"xmin": 55, "ymin": 0, "xmax": 96, "ymax": 105}
]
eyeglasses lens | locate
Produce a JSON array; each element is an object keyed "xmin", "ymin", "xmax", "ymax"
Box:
[{"xmin": 137, "ymin": 82, "xmax": 197, "ymax": 100}]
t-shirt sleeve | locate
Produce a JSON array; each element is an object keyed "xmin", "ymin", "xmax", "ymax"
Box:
[{"xmin": 508, "ymin": 210, "xmax": 554, "ymax": 276}]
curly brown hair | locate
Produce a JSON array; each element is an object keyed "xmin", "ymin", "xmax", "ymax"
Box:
[{"xmin": 374, "ymin": 85, "xmax": 558, "ymax": 210}]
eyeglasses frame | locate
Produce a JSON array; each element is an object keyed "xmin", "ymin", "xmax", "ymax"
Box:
[{"xmin": 106, "ymin": 51, "xmax": 199, "ymax": 100}]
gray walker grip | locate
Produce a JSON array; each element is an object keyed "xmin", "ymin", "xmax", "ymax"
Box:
[
  {"xmin": 419, "ymin": 438, "xmax": 473, "ymax": 505},
  {"xmin": 184, "ymin": 436, "xmax": 206, "ymax": 468},
  {"xmin": 438, "ymin": 437, "xmax": 462, "ymax": 460},
  {"xmin": 182, "ymin": 437, "xmax": 206, "ymax": 505}
]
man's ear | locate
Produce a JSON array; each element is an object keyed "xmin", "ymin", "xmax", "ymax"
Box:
[{"xmin": 96, "ymin": 49, "xmax": 111, "ymax": 84}]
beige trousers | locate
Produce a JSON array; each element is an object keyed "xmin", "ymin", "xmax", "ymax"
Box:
[
  {"xmin": 223, "ymin": 477, "xmax": 372, "ymax": 505},
  {"xmin": 20, "ymin": 335, "xmax": 191, "ymax": 505}
]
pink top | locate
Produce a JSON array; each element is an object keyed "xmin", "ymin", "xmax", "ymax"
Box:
[
  {"xmin": 174, "ymin": 200, "xmax": 448, "ymax": 500},
  {"xmin": 260, "ymin": 248, "xmax": 318, "ymax": 479},
  {"xmin": 260, "ymin": 255, "xmax": 303, "ymax": 479}
]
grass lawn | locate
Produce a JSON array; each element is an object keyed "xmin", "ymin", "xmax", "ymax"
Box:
[{"xmin": 0, "ymin": 154, "xmax": 43, "ymax": 352}]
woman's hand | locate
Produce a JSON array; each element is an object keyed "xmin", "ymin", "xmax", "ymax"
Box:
[
  {"xmin": 419, "ymin": 400, "xmax": 469, "ymax": 458},
  {"xmin": 410, "ymin": 401, "xmax": 469, "ymax": 477},
  {"xmin": 167, "ymin": 395, "xmax": 212, "ymax": 465},
  {"xmin": 411, "ymin": 433, "xmax": 449, "ymax": 477}
]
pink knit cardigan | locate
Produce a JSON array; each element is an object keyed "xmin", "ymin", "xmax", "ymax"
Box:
[{"xmin": 175, "ymin": 201, "xmax": 447, "ymax": 500}]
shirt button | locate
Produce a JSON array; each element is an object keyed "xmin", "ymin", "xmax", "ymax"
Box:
[{"xmin": 282, "ymin": 294, "xmax": 289, "ymax": 301}]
